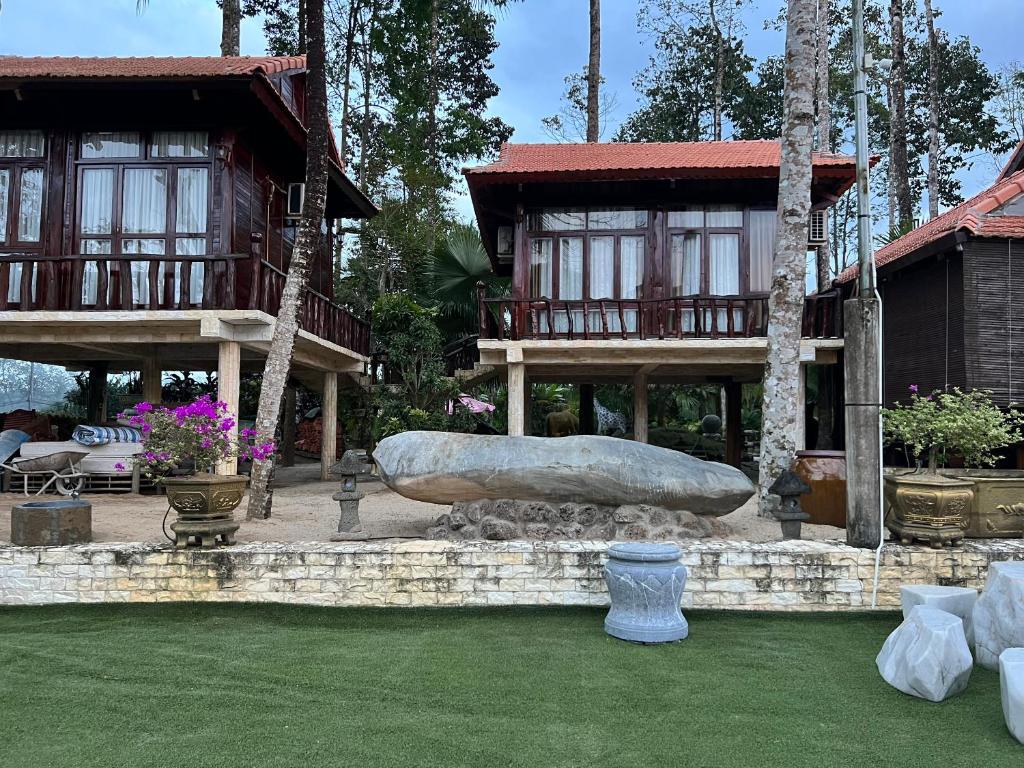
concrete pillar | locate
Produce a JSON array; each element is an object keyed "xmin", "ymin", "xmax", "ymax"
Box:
[
  {"xmin": 724, "ymin": 382, "xmax": 743, "ymax": 468},
  {"xmin": 579, "ymin": 383, "xmax": 595, "ymax": 435},
  {"xmin": 844, "ymin": 296, "xmax": 883, "ymax": 548},
  {"xmin": 633, "ymin": 372, "xmax": 649, "ymax": 443},
  {"xmin": 141, "ymin": 359, "xmax": 161, "ymax": 405},
  {"xmin": 216, "ymin": 341, "xmax": 241, "ymax": 476},
  {"xmin": 507, "ymin": 363, "xmax": 526, "ymax": 437},
  {"xmin": 321, "ymin": 372, "xmax": 338, "ymax": 481}
]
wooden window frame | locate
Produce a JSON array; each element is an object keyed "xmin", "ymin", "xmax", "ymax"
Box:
[
  {"xmin": 664, "ymin": 206, "xmax": 749, "ymax": 296},
  {"xmin": 0, "ymin": 159, "xmax": 47, "ymax": 252}
]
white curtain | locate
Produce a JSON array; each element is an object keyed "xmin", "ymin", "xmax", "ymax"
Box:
[
  {"xmin": 709, "ymin": 233, "xmax": 741, "ymax": 331},
  {"xmin": 0, "ymin": 170, "xmax": 8, "ymax": 243},
  {"xmin": 80, "ymin": 168, "xmax": 114, "ymax": 235},
  {"xmin": 667, "ymin": 208, "xmax": 704, "ymax": 228},
  {"xmin": 80, "ymin": 239, "xmax": 111, "ymax": 305},
  {"xmin": 749, "ymin": 210, "xmax": 776, "ymax": 292},
  {"xmin": 589, "ymin": 236, "xmax": 615, "ymax": 332},
  {"xmin": 7, "ymin": 262, "xmax": 35, "ymax": 304},
  {"xmin": 122, "ymin": 238, "xmax": 165, "ymax": 305},
  {"xmin": 151, "ymin": 131, "xmax": 209, "ymax": 159},
  {"xmin": 176, "ymin": 168, "xmax": 208, "ymax": 234},
  {"xmin": 80, "ymin": 132, "xmax": 141, "ymax": 159},
  {"xmin": 707, "ymin": 205, "xmax": 743, "ymax": 227},
  {"xmin": 671, "ymin": 233, "xmax": 701, "ymax": 295},
  {"xmin": 0, "ymin": 130, "xmax": 45, "ymax": 158},
  {"xmin": 529, "ymin": 238, "xmax": 552, "ymax": 298},
  {"xmin": 558, "ymin": 237, "xmax": 583, "ymax": 333},
  {"xmin": 17, "ymin": 168, "xmax": 43, "ymax": 242},
  {"xmin": 620, "ymin": 236, "xmax": 644, "ymax": 332},
  {"xmin": 175, "ymin": 237, "xmax": 206, "ymax": 305},
  {"xmin": 123, "ymin": 169, "xmax": 167, "ymax": 234}
]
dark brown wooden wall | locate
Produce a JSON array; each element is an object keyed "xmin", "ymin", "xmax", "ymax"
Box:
[
  {"xmin": 963, "ymin": 238, "xmax": 1024, "ymax": 406},
  {"xmin": 879, "ymin": 252, "xmax": 966, "ymax": 405}
]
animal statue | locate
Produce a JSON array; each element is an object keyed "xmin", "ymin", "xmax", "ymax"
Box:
[
  {"xmin": 545, "ymin": 409, "xmax": 579, "ymax": 437},
  {"xmin": 594, "ymin": 398, "xmax": 629, "ymax": 437}
]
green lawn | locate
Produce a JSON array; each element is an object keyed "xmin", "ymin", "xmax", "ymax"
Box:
[{"xmin": 0, "ymin": 605, "xmax": 1019, "ymax": 768}]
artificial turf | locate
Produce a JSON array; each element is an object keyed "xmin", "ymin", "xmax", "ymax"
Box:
[{"xmin": 0, "ymin": 605, "xmax": 1018, "ymax": 767}]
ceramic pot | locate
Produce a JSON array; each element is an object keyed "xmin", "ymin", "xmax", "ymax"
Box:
[{"xmin": 793, "ymin": 450, "xmax": 847, "ymax": 528}]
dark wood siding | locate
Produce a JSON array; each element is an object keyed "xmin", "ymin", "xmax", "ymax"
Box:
[
  {"xmin": 879, "ymin": 251, "xmax": 966, "ymax": 405},
  {"xmin": 962, "ymin": 238, "xmax": 1024, "ymax": 406}
]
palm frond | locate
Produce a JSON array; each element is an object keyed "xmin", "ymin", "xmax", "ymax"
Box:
[{"xmin": 429, "ymin": 224, "xmax": 510, "ymax": 330}]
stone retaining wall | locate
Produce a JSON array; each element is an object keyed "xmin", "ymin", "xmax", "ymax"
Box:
[{"xmin": 2, "ymin": 539, "xmax": 1024, "ymax": 609}]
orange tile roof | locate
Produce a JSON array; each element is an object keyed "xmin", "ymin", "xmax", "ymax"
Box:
[
  {"xmin": 836, "ymin": 169, "xmax": 1024, "ymax": 283},
  {"xmin": 0, "ymin": 55, "xmax": 306, "ymax": 79},
  {"xmin": 464, "ymin": 140, "xmax": 859, "ymax": 183}
]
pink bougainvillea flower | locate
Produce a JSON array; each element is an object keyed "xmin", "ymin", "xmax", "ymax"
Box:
[
  {"xmin": 114, "ymin": 462, "xmax": 126, "ymax": 472},
  {"xmin": 909, "ymin": 384, "xmax": 919, "ymax": 393}
]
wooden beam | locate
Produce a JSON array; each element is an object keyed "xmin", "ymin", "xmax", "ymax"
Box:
[
  {"xmin": 507, "ymin": 362, "xmax": 526, "ymax": 437},
  {"xmin": 724, "ymin": 381, "xmax": 743, "ymax": 468},
  {"xmin": 86, "ymin": 363, "xmax": 107, "ymax": 424},
  {"xmin": 633, "ymin": 372, "xmax": 649, "ymax": 443},
  {"xmin": 579, "ymin": 383, "xmax": 595, "ymax": 435},
  {"xmin": 216, "ymin": 341, "xmax": 241, "ymax": 476},
  {"xmin": 321, "ymin": 372, "xmax": 338, "ymax": 481},
  {"xmin": 141, "ymin": 358, "xmax": 161, "ymax": 405}
]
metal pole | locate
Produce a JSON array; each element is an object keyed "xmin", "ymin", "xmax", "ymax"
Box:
[{"xmin": 853, "ymin": 0, "xmax": 876, "ymax": 295}]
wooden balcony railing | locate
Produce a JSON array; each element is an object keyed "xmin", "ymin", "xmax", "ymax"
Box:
[
  {"xmin": 476, "ymin": 287, "xmax": 843, "ymax": 342},
  {"xmin": 0, "ymin": 236, "xmax": 370, "ymax": 356}
]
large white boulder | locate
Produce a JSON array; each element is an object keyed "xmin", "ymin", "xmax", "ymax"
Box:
[
  {"xmin": 1002, "ymin": 648, "xmax": 1024, "ymax": 745},
  {"xmin": 974, "ymin": 561, "xmax": 1024, "ymax": 670},
  {"xmin": 876, "ymin": 605, "xmax": 973, "ymax": 702},
  {"xmin": 901, "ymin": 584, "xmax": 978, "ymax": 650}
]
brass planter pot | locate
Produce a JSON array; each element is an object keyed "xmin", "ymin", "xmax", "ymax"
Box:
[
  {"xmin": 941, "ymin": 470, "xmax": 1024, "ymax": 538},
  {"xmin": 163, "ymin": 473, "xmax": 245, "ymax": 548},
  {"xmin": 883, "ymin": 472, "xmax": 972, "ymax": 548}
]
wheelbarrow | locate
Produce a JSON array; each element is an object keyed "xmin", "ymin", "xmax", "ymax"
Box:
[{"xmin": 1, "ymin": 451, "xmax": 90, "ymax": 496}]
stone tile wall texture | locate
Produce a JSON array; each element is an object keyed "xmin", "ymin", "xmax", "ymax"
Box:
[{"xmin": 2, "ymin": 539, "xmax": 1024, "ymax": 609}]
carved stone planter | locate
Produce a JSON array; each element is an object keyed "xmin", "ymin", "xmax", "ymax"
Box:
[
  {"xmin": 940, "ymin": 470, "xmax": 1024, "ymax": 538},
  {"xmin": 603, "ymin": 542, "xmax": 688, "ymax": 644},
  {"xmin": 163, "ymin": 473, "xmax": 245, "ymax": 548},
  {"xmin": 883, "ymin": 472, "xmax": 972, "ymax": 548}
]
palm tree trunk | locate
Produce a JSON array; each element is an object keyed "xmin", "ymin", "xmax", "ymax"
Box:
[
  {"xmin": 221, "ymin": 0, "xmax": 241, "ymax": 56},
  {"xmin": 889, "ymin": 0, "xmax": 913, "ymax": 226},
  {"xmin": 758, "ymin": 0, "xmax": 817, "ymax": 517},
  {"xmin": 246, "ymin": 0, "xmax": 330, "ymax": 520},
  {"xmin": 924, "ymin": 0, "xmax": 940, "ymax": 219},
  {"xmin": 586, "ymin": 0, "xmax": 601, "ymax": 142}
]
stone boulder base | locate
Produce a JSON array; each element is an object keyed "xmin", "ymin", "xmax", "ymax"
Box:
[
  {"xmin": 427, "ymin": 499, "xmax": 725, "ymax": 541},
  {"xmin": 901, "ymin": 584, "xmax": 978, "ymax": 650},
  {"xmin": 973, "ymin": 561, "xmax": 1024, "ymax": 670},
  {"xmin": 876, "ymin": 605, "xmax": 973, "ymax": 702},
  {"xmin": 1001, "ymin": 648, "xmax": 1024, "ymax": 745},
  {"xmin": 374, "ymin": 432, "xmax": 754, "ymax": 515}
]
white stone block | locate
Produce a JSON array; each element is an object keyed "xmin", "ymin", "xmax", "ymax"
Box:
[
  {"xmin": 901, "ymin": 584, "xmax": 978, "ymax": 650},
  {"xmin": 876, "ymin": 606, "xmax": 973, "ymax": 702},
  {"xmin": 974, "ymin": 561, "xmax": 1024, "ymax": 669},
  {"xmin": 1000, "ymin": 648, "xmax": 1024, "ymax": 745}
]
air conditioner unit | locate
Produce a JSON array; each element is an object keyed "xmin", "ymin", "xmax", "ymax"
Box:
[
  {"xmin": 808, "ymin": 209, "xmax": 827, "ymax": 245},
  {"xmin": 287, "ymin": 182, "xmax": 305, "ymax": 218}
]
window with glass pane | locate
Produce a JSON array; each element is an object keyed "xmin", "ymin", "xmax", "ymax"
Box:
[
  {"xmin": 122, "ymin": 169, "xmax": 167, "ymax": 234},
  {"xmin": 749, "ymin": 210, "xmax": 776, "ymax": 292},
  {"xmin": 151, "ymin": 132, "xmax": 209, "ymax": 159},
  {"xmin": 176, "ymin": 237, "xmax": 206, "ymax": 304},
  {"xmin": 81, "ymin": 168, "xmax": 114, "ymax": 236},
  {"xmin": 81, "ymin": 239, "xmax": 111, "ymax": 305},
  {"xmin": 0, "ymin": 170, "xmax": 8, "ymax": 243},
  {"xmin": 620, "ymin": 236, "xmax": 645, "ymax": 332},
  {"xmin": 587, "ymin": 209, "xmax": 647, "ymax": 230},
  {"xmin": 81, "ymin": 132, "xmax": 141, "ymax": 159},
  {"xmin": 588, "ymin": 237, "xmax": 614, "ymax": 299},
  {"xmin": 557, "ymin": 237, "xmax": 583, "ymax": 333},
  {"xmin": 709, "ymin": 233, "xmax": 742, "ymax": 331},
  {"xmin": 123, "ymin": 238, "xmax": 165, "ymax": 305},
  {"xmin": 0, "ymin": 131, "xmax": 45, "ymax": 158},
  {"xmin": 706, "ymin": 205, "xmax": 743, "ymax": 227},
  {"xmin": 17, "ymin": 168, "xmax": 43, "ymax": 242},
  {"xmin": 529, "ymin": 238, "xmax": 552, "ymax": 298},
  {"xmin": 667, "ymin": 208, "xmax": 704, "ymax": 228},
  {"xmin": 176, "ymin": 168, "xmax": 208, "ymax": 234},
  {"xmin": 527, "ymin": 208, "xmax": 585, "ymax": 231},
  {"xmin": 670, "ymin": 233, "xmax": 702, "ymax": 296},
  {"xmin": 7, "ymin": 262, "xmax": 36, "ymax": 304}
]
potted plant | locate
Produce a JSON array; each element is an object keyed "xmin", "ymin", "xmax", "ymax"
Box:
[
  {"xmin": 118, "ymin": 396, "xmax": 275, "ymax": 547},
  {"xmin": 882, "ymin": 387, "xmax": 1023, "ymax": 547}
]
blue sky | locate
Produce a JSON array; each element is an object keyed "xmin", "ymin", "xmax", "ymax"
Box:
[{"xmin": 2, "ymin": 0, "xmax": 1022, "ymax": 217}]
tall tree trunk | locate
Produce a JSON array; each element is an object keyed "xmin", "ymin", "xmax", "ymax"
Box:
[
  {"xmin": 710, "ymin": 0, "xmax": 724, "ymax": 141},
  {"xmin": 298, "ymin": 0, "xmax": 307, "ymax": 54},
  {"xmin": 426, "ymin": 0, "xmax": 440, "ymax": 249},
  {"xmin": 586, "ymin": 0, "xmax": 601, "ymax": 142},
  {"xmin": 246, "ymin": 0, "xmax": 330, "ymax": 520},
  {"xmin": 924, "ymin": 0, "xmax": 940, "ymax": 219},
  {"xmin": 889, "ymin": 0, "xmax": 913, "ymax": 226},
  {"xmin": 814, "ymin": 0, "xmax": 834, "ymax": 450},
  {"xmin": 358, "ymin": 0, "xmax": 376, "ymax": 192},
  {"xmin": 336, "ymin": 0, "xmax": 359, "ymax": 293},
  {"xmin": 221, "ymin": 0, "xmax": 241, "ymax": 56},
  {"xmin": 758, "ymin": 0, "xmax": 817, "ymax": 517}
]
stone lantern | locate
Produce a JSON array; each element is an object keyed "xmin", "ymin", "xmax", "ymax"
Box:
[
  {"xmin": 330, "ymin": 449, "xmax": 373, "ymax": 541},
  {"xmin": 769, "ymin": 469, "xmax": 811, "ymax": 540}
]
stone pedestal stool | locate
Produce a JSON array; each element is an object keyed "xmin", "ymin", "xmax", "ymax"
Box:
[
  {"xmin": 11, "ymin": 499, "xmax": 92, "ymax": 546},
  {"xmin": 603, "ymin": 542, "xmax": 687, "ymax": 644},
  {"xmin": 1002, "ymin": 648, "xmax": 1024, "ymax": 745},
  {"xmin": 901, "ymin": 585, "xmax": 978, "ymax": 650},
  {"xmin": 974, "ymin": 561, "xmax": 1024, "ymax": 670},
  {"xmin": 876, "ymin": 605, "xmax": 973, "ymax": 702}
]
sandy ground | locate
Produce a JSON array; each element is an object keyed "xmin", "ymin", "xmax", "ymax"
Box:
[{"xmin": 0, "ymin": 461, "xmax": 845, "ymax": 545}]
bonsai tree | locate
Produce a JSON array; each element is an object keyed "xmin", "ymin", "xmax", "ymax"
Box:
[{"xmin": 882, "ymin": 387, "xmax": 1023, "ymax": 471}]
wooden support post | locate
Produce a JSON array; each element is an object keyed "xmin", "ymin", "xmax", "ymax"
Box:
[
  {"xmin": 507, "ymin": 363, "xmax": 526, "ymax": 437},
  {"xmin": 280, "ymin": 385, "xmax": 296, "ymax": 468},
  {"xmin": 579, "ymin": 383, "xmax": 595, "ymax": 435},
  {"xmin": 217, "ymin": 341, "xmax": 241, "ymax": 476},
  {"xmin": 141, "ymin": 359, "xmax": 161, "ymax": 405},
  {"xmin": 86, "ymin": 363, "xmax": 107, "ymax": 424},
  {"xmin": 321, "ymin": 371, "xmax": 338, "ymax": 481},
  {"xmin": 633, "ymin": 372, "xmax": 649, "ymax": 443},
  {"xmin": 724, "ymin": 382, "xmax": 743, "ymax": 468}
]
